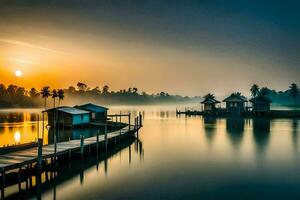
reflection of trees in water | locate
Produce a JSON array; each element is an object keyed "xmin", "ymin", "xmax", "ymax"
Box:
[
  {"xmin": 0, "ymin": 112, "xmax": 38, "ymax": 123},
  {"xmin": 226, "ymin": 118, "xmax": 245, "ymax": 149},
  {"xmin": 253, "ymin": 118, "xmax": 271, "ymax": 155},
  {"xmin": 292, "ymin": 120, "xmax": 299, "ymax": 151},
  {"xmin": 203, "ymin": 117, "xmax": 217, "ymax": 144}
]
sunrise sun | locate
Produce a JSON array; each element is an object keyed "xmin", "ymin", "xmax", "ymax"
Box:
[{"xmin": 15, "ymin": 70, "xmax": 22, "ymax": 77}]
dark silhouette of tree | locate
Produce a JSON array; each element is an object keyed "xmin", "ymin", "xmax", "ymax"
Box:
[
  {"xmin": 102, "ymin": 85, "xmax": 109, "ymax": 94},
  {"xmin": 132, "ymin": 87, "xmax": 138, "ymax": 94},
  {"xmin": 52, "ymin": 89, "xmax": 58, "ymax": 108},
  {"xmin": 29, "ymin": 88, "xmax": 40, "ymax": 98},
  {"xmin": 58, "ymin": 89, "xmax": 65, "ymax": 106},
  {"xmin": 68, "ymin": 86, "xmax": 76, "ymax": 93},
  {"xmin": 77, "ymin": 82, "xmax": 87, "ymax": 92},
  {"xmin": 250, "ymin": 84, "xmax": 260, "ymax": 97},
  {"xmin": 259, "ymin": 87, "xmax": 269, "ymax": 96},
  {"xmin": 41, "ymin": 86, "xmax": 51, "ymax": 110},
  {"xmin": 7, "ymin": 85, "xmax": 18, "ymax": 98}
]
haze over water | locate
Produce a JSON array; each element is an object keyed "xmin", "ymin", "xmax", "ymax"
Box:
[{"xmin": 1, "ymin": 106, "xmax": 300, "ymax": 199}]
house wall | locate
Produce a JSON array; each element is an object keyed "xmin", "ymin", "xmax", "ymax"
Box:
[
  {"xmin": 72, "ymin": 114, "xmax": 90, "ymax": 125},
  {"xmin": 226, "ymin": 102, "xmax": 245, "ymax": 115},
  {"xmin": 47, "ymin": 111, "xmax": 76, "ymax": 126},
  {"xmin": 89, "ymin": 111, "xmax": 107, "ymax": 122}
]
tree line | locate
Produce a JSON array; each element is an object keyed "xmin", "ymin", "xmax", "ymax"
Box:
[
  {"xmin": 0, "ymin": 82, "xmax": 196, "ymax": 108},
  {"xmin": 202, "ymin": 83, "xmax": 299, "ymax": 106},
  {"xmin": 0, "ymin": 82, "xmax": 298, "ymax": 108}
]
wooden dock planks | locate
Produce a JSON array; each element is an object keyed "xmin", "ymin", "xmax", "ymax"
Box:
[{"xmin": 0, "ymin": 125, "xmax": 137, "ymax": 171}]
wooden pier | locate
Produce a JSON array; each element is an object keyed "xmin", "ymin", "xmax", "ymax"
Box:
[{"xmin": 0, "ymin": 112, "xmax": 143, "ymax": 199}]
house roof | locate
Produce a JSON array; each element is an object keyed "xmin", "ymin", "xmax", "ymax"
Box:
[
  {"xmin": 223, "ymin": 94, "xmax": 248, "ymax": 102},
  {"xmin": 76, "ymin": 103, "xmax": 108, "ymax": 113},
  {"xmin": 44, "ymin": 106, "xmax": 90, "ymax": 115},
  {"xmin": 201, "ymin": 98, "xmax": 220, "ymax": 104},
  {"xmin": 249, "ymin": 95, "xmax": 272, "ymax": 103}
]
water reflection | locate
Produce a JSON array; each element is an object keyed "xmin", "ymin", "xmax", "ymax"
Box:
[
  {"xmin": 4, "ymin": 136, "xmax": 144, "ymax": 200},
  {"xmin": 292, "ymin": 120, "xmax": 299, "ymax": 149},
  {"xmin": 203, "ymin": 117, "xmax": 217, "ymax": 144},
  {"xmin": 226, "ymin": 118, "xmax": 245, "ymax": 149},
  {"xmin": 1, "ymin": 107, "xmax": 300, "ymax": 200},
  {"xmin": 252, "ymin": 118, "xmax": 271, "ymax": 157},
  {"xmin": 47, "ymin": 127, "xmax": 102, "ymax": 144}
]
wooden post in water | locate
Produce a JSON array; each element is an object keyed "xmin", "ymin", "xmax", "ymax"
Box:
[
  {"xmin": 128, "ymin": 113, "xmax": 131, "ymax": 132},
  {"xmin": 139, "ymin": 112, "xmax": 142, "ymax": 127},
  {"xmin": 105, "ymin": 124, "xmax": 108, "ymax": 151},
  {"xmin": 96, "ymin": 130, "xmax": 99, "ymax": 151},
  {"xmin": 37, "ymin": 138, "xmax": 43, "ymax": 170},
  {"xmin": 80, "ymin": 135, "xmax": 84, "ymax": 157}
]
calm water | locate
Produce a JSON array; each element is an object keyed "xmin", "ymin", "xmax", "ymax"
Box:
[{"xmin": 1, "ymin": 106, "xmax": 300, "ymax": 199}]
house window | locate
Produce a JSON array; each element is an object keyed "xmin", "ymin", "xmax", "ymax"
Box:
[{"xmin": 80, "ymin": 114, "xmax": 84, "ymax": 120}]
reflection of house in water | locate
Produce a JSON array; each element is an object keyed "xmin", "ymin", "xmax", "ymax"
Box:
[
  {"xmin": 253, "ymin": 118, "xmax": 271, "ymax": 154},
  {"xmin": 75, "ymin": 103, "xmax": 108, "ymax": 122},
  {"xmin": 48, "ymin": 127, "xmax": 101, "ymax": 144},
  {"xmin": 203, "ymin": 117, "xmax": 217, "ymax": 144},
  {"xmin": 226, "ymin": 118, "xmax": 245, "ymax": 148},
  {"xmin": 292, "ymin": 120, "xmax": 299, "ymax": 151}
]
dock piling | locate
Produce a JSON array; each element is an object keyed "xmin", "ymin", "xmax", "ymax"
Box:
[
  {"xmin": 37, "ymin": 138, "xmax": 43, "ymax": 170},
  {"xmin": 96, "ymin": 131, "xmax": 99, "ymax": 151},
  {"xmin": 80, "ymin": 135, "xmax": 84, "ymax": 156},
  {"xmin": 105, "ymin": 125, "xmax": 108, "ymax": 151},
  {"xmin": 128, "ymin": 113, "xmax": 131, "ymax": 131}
]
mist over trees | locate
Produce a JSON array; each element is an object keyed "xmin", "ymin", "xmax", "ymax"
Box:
[
  {"xmin": 0, "ymin": 82, "xmax": 299, "ymax": 108},
  {"xmin": 0, "ymin": 82, "xmax": 198, "ymax": 108}
]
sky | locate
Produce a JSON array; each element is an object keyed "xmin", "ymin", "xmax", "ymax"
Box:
[{"xmin": 0, "ymin": 0, "xmax": 299, "ymax": 96}]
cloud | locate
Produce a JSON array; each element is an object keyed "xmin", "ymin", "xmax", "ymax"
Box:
[{"xmin": 0, "ymin": 38, "xmax": 66, "ymax": 54}]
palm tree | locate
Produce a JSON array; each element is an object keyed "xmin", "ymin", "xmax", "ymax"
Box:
[
  {"xmin": 289, "ymin": 83, "xmax": 299, "ymax": 104},
  {"xmin": 41, "ymin": 86, "xmax": 51, "ymax": 110},
  {"xmin": 250, "ymin": 84, "xmax": 260, "ymax": 97},
  {"xmin": 40, "ymin": 86, "xmax": 51, "ymax": 139},
  {"xmin": 58, "ymin": 89, "xmax": 65, "ymax": 106},
  {"xmin": 52, "ymin": 89, "xmax": 58, "ymax": 108}
]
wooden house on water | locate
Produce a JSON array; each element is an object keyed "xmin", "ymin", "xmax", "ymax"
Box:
[
  {"xmin": 250, "ymin": 96, "xmax": 271, "ymax": 116},
  {"xmin": 201, "ymin": 98, "xmax": 220, "ymax": 114},
  {"xmin": 223, "ymin": 94, "xmax": 248, "ymax": 116},
  {"xmin": 75, "ymin": 103, "xmax": 108, "ymax": 122},
  {"xmin": 44, "ymin": 106, "xmax": 90, "ymax": 127}
]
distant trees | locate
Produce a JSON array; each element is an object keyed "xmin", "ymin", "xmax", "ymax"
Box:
[
  {"xmin": 77, "ymin": 82, "xmax": 87, "ymax": 92},
  {"xmin": 259, "ymin": 87, "xmax": 269, "ymax": 96},
  {"xmin": 102, "ymin": 85, "xmax": 109, "ymax": 95},
  {"xmin": 0, "ymin": 81, "xmax": 298, "ymax": 108},
  {"xmin": 250, "ymin": 84, "xmax": 260, "ymax": 97}
]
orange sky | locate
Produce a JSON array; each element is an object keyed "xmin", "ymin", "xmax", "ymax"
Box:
[{"xmin": 0, "ymin": 1, "xmax": 299, "ymax": 96}]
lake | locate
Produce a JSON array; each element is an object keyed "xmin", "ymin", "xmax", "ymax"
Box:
[{"xmin": 1, "ymin": 106, "xmax": 300, "ymax": 199}]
